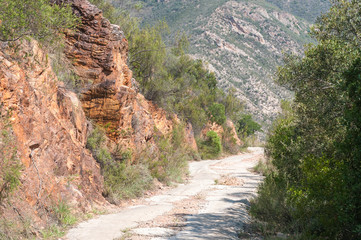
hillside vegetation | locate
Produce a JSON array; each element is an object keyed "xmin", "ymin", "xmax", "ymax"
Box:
[
  {"xmin": 265, "ymin": 0, "xmax": 331, "ymax": 22},
  {"xmin": 251, "ymin": 1, "xmax": 361, "ymax": 239},
  {"xmin": 89, "ymin": 0, "xmax": 260, "ymax": 139},
  {"xmin": 130, "ymin": 0, "xmax": 330, "ymax": 126}
]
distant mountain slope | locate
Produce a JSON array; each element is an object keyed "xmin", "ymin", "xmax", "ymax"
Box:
[
  {"xmin": 134, "ymin": 0, "xmax": 329, "ymax": 125},
  {"xmin": 265, "ymin": 0, "xmax": 331, "ymax": 22}
]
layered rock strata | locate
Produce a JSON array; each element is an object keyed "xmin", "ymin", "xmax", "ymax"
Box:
[
  {"xmin": 64, "ymin": 0, "xmax": 197, "ymax": 151},
  {"xmin": 0, "ymin": 40, "xmax": 105, "ymax": 226}
]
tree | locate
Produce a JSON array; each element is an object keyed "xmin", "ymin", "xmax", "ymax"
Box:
[
  {"xmin": 237, "ymin": 114, "xmax": 261, "ymax": 137},
  {"xmin": 0, "ymin": 0, "xmax": 79, "ymax": 43},
  {"xmin": 251, "ymin": 1, "xmax": 361, "ymax": 238},
  {"xmin": 208, "ymin": 103, "xmax": 226, "ymax": 125}
]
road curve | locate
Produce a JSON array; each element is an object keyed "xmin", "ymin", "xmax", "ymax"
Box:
[{"xmin": 66, "ymin": 147, "xmax": 264, "ymax": 240}]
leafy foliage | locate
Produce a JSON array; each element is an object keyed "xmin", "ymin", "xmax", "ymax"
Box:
[
  {"xmin": 237, "ymin": 114, "xmax": 262, "ymax": 137},
  {"xmin": 197, "ymin": 131, "xmax": 222, "ymax": 159},
  {"xmin": 87, "ymin": 122, "xmax": 195, "ymax": 202},
  {"xmin": 251, "ymin": 1, "xmax": 361, "ymax": 238},
  {"xmin": 208, "ymin": 103, "xmax": 226, "ymax": 125},
  {"xmin": 140, "ymin": 123, "xmax": 193, "ymax": 184},
  {"xmin": 87, "ymin": 126, "xmax": 152, "ymax": 202},
  {"xmin": 0, "ymin": 0, "xmax": 79, "ymax": 43}
]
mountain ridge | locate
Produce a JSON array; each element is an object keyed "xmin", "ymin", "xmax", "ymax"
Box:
[{"xmin": 134, "ymin": 0, "xmax": 331, "ymax": 125}]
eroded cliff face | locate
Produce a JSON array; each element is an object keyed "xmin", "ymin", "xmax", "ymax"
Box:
[
  {"xmin": 0, "ymin": 0, "xmax": 198, "ymax": 229},
  {"xmin": 64, "ymin": 0, "xmax": 197, "ymax": 152},
  {"xmin": 0, "ymin": 40, "xmax": 105, "ymax": 227}
]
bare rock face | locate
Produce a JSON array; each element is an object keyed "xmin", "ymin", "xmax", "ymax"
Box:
[
  {"xmin": 185, "ymin": 122, "xmax": 198, "ymax": 151},
  {"xmin": 64, "ymin": 0, "xmax": 197, "ymax": 152},
  {"xmin": 201, "ymin": 120, "xmax": 242, "ymax": 152},
  {"xmin": 225, "ymin": 119, "xmax": 242, "ymax": 146},
  {"xmin": 0, "ymin": 40, "xmax": 105, "ymax": 226},
  {"xmin": 201, "ymin": 122, "xmax": 224, "ymax": 140},
  {"xmin": 65, "ymin": 0, "xmax": 132, "ymax": 87}
]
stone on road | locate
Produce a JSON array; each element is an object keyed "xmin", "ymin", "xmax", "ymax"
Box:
[{"xmin": 66, "ymin": 147, "xmax": 264, "ymax": 240}]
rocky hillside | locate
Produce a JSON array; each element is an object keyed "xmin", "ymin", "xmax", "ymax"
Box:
[
  {"xmin": 135, "ymin": 0, "xmax": 330, "ymax": 125},
  {"xmin": 0, "ymin": 0, "xmax": 244, "ymax": 236},
  {"xmin": 264, "ymin": 0, "xmax": 331, "ymax": 22},
  {"xmin": 0, "ymin": 0, "xmax": 196, "ymax": 233}
]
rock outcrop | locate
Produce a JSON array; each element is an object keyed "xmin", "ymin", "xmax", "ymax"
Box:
[
  {"xmin": 0, "ymin": 40, "xmax": 105, "ymax": 227},
  {"xmin": 64, "ymin": 0, "xmax": 197, "ymax": 152}
]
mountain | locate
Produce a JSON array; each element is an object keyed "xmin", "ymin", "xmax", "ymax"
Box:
[
  {"xmin": 134, "ymin": 0, "xmax": 331, "ymax": 125},
  {"xmin": 264, "ymin": 0, "xmax": 331, "ymax": 22}
]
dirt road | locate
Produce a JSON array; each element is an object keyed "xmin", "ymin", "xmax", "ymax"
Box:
[{"xmin": 66, "ymin": 147, "xmax": 264, "ymax": 240}]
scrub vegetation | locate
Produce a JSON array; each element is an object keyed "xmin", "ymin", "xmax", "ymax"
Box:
[{"xmin": 250, "ymin": 1, "xmax": 361, "ymax": 239}]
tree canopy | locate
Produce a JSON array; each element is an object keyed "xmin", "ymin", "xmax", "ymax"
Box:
[{"xmin": 251, "ymin": 1, "xmax": 361, "ymax": 238}]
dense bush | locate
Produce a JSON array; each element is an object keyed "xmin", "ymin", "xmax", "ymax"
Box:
[
  {"xmin": 208, "ymin": 103, "xmax": 226, "ymax": 125},
  {"xmin": 251, "ymin": 1, "xmax": 361, "ymax": 238},
  {"xmin": 221, "ymin": 125, "xmax": 240, "ymax": 155},
  {"xmin": 86, "ymin": 126, "xmax": 152, "ymax": 202},
  {"xmin": 0, "ymin": 0, "xmax": 79, "ymax": 43},
  {"xmin": 237, "ymin": 114, "xmax": 262, "ymax": 138},
  {"xmin": 139, "ymin": 123, "xmax": 194, "ymax": 184},
  {"xmin": 197, "ymin": 131, "xmax": 222, "ymax": 159}
]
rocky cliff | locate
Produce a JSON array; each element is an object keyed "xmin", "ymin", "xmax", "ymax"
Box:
[
  {"xmin": 0, "ymin": 0, "xmax": 197, "ymax": 232},
  {"xmin": 65, "ymin": 0, "xmax": 197, "ymax": 152},
  {"xmin": 0, "ymin": 40, "xmax": 105, "ymax": 229}
]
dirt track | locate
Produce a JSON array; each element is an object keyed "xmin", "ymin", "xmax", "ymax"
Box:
[{"xmin": 66, "ymin": 147, "xmax": 264, "ymax": 240}]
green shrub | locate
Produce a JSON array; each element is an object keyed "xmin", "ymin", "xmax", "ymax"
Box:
[
  {"xmin": 86, "ymin": 126, "xmax": 107, "ymax": 152},
  {"xmin": 197, "ymin": 130, "xmax": 222, "ymax": 159},
  {"xmin": 208, "ymin": 103, "xmax": 226, "ymax": 125},
  {"xmin": 86, "ymin": 126, "xmax": 152, "ymax": 202},
  {"xmin": 52, "ymin": 200, "xmax": 77, "ymax": 227},
  {"xmin": 142, "ymin": 123, "xmax": 192, "ymax": 184},
  {"xmin": 250, "ymin": 174, "xmax": 294, "ymax": 234},
  {"xmin": 252, "ymin": 159, "xmax": 273, "ymax": 176},
  {"xmin": 103, "ymin": 162, "xmax": 153, "ymax": 202},
  {"xmin": 146, "ymin": 138, "xmax": 189, "ymax": 184},
  {"xmin": 86, "ymin": 123, "xmax": 193, "ymax": 202},
  {"xmin": 0, "ymin": 0, "xmax": 79, "ymax": 43},
  {"xmin": 40, "ymin": 224, "xmax": 65, "ymax": 239},
  {"xmin": 237, "ymin": 114, "xmax": 261, "ymax": 138}
]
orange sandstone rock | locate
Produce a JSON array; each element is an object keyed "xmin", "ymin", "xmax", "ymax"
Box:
[
  {"xmin": 0, "ymin": 40, "xmax": 105, "ymax": 226},
  {"xmin": 65, "ymin": 0, "xmax": 197, "ymax": 152}
]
